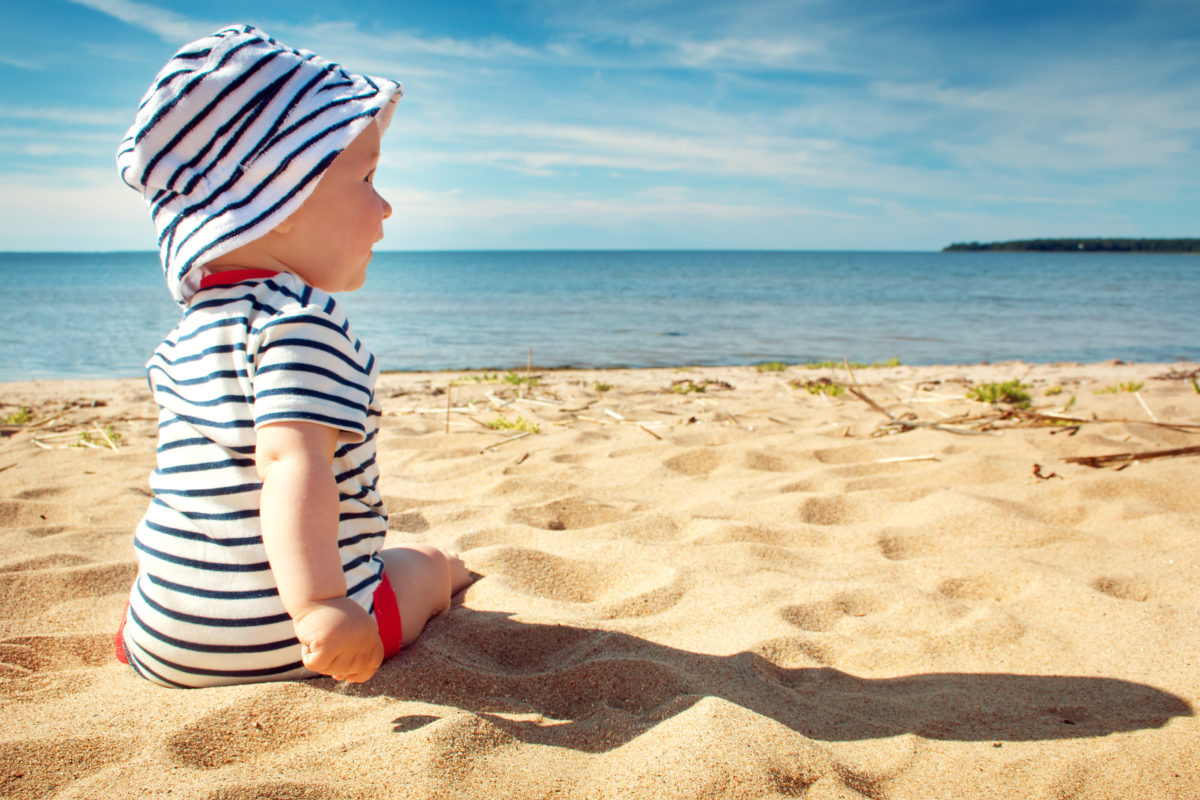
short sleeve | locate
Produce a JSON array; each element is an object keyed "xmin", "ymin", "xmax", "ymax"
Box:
[{"xmin": 249, "ymin": 306, "xmax": 372, "ymax": 441}]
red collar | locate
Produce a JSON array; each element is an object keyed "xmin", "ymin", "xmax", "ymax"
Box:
[{"xmin": 199, "ymin": 268, "xmax": 282, "ymax": 290}]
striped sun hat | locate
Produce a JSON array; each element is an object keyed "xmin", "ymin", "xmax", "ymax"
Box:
[{"xmin": 117, "ymin": 24, "xmax": 402, "ymax": 305}]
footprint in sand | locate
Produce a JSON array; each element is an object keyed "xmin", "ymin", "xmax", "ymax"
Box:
[
  {"xmin": 0, "ymin": 553, "xmax": 92, "ymax": 573},
  {"xmin": 876, "ymin": 531, "xmax": 917, "ymax": 560},
  {"xmin": 203, "ymin": 784, "xmax": 340, "ymax": 800},
  {"xmin": 663, "ymin": 448, "xmax": 721, "ymax": 477},
  {"xmin": 937, "ymin": 575, "xmax": 1026, "ymax": 603},
  {"xmin": 388, "ymin": 510, "xmax": 430, "ymax": 533},
  {"xmin": 434, "ymin": 616, "xmax": 607, "ymax": 673},
  {"xmin": 0, "ymin": 561, "xmax": 136, "ymax": 619},
  {"xmin": 0, "ymin": 633, "xmax": 112, "ymax": 700},
  {"xmin": 744, "ymin": 450, "xmax": 799, "ymax": 473},
  {"xmin": 1092, "ymin": 576, "xmax": 1153, "ymax": 602},
  {"xmin": 468, "ymin": 546, "xmax": 682, "ymax": 618},
  {"xmin": 166, "ymin": 684, "xmax": 349, "ymax": 769},
  {"xmin": 406, "ymin": 625, "xmax": 691, "ymax": 726},
  {"xmin": 0, "ymin": 499, "xmax": 87, "ymax": 536},
  {"xmin": 780, "ymin": 591, "xmax": 884, "ymax": 633},
  {"xmin": 0, "ymin": 633, "xmax": 112, "ymax": 676},
  {"xmin": 752, "ymin": 635, "xmax": 836, "ymax": 667},
  {"xmin": 508, "ymin": 496, "xmax": 631, "ymax": 531},
  {"xmin": 0, "ymin": 736, "xmax": 135, "ymax": 800},
  {"xmin": 797, "ymin": 495, "xmax": 854, "ymax": 526}
]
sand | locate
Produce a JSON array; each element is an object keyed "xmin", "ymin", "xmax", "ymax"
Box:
[{"xmin": 1, "ymin": 360, "xmax": 1198, "ymax": 799}]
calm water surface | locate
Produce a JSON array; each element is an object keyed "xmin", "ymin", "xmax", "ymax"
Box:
[{"xmin": 1, "ymin": 250, "xmax": 1197, "ymax": 380}]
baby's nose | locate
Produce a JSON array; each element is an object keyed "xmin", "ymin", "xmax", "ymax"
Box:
[{"xmin": 380, "ymin": 194, "xmax": 393, "ymax": 220}]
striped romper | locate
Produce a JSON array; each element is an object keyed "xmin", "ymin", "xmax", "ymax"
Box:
[{"xmin": 118, "ymin": 270, "xmax": 389, "ymax": 687}]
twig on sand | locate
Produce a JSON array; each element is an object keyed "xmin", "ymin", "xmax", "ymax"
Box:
[
  {"xmin": 843, "ymin": 357, "xmax": 860, "ymax": 389},
  {"xmin": 849, "ymin": 387, "xmax": 993, "ymax": 436},
  {"xmin": 482, "ymin": 431, "xmax": 533, "ymax": 453},
  {"xmin": 1032, "ymin": 463, "xmax": 1062, "ymax": 480},
  {"xmin": 723, "ymin": 410, "xmax": 748, "ymax": 429},
  {"xmin": 485, "ymin": 392, "xmax": 515, "ymax": 409},
  {"xmin": 93, "ymin": 423, "xmax": 120, "ymax": 452},
  {"xmin": 1064, "ymin": 444, "xmax": 1200, "ymax": 469},
  {"xmin": 1134, "ymin": 392, "xmax": 1158, "ymax": 423},
  {"xmin": 27, "ymin": 409, "xmax": 73, "ymax": 429},
  {"xmin": 874, "ymin": 454, "xmax": 938, "ymax": 464},
  {"xmin": 638, "ymin": 424, "xmax": 662, "ymax": 440},
  {"xmin": 847, "ymin": 387, "xmax": 894, "ymax": 420}
]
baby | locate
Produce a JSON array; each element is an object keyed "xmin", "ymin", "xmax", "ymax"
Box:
[{"xmin": 114, "ymin": 25, "xmax": 470, "ymax": 687}]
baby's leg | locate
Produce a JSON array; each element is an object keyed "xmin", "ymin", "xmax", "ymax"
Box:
[{"xmin": 378, "ymin": 545, "xmax": 472, "ymax": 647}]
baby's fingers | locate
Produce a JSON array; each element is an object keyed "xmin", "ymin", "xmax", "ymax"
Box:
[
  {"xmin": 300, "ymin": 641, "xmax": 334, "ymax": 674},
  {"xmin": 302, "ymin": 642, "xmax": 377, "ymax": 682}
]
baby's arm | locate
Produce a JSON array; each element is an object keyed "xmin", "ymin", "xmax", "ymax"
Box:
[{"xmin": 256, "ymin": 421, "xmax": 383, "ymax": 682}]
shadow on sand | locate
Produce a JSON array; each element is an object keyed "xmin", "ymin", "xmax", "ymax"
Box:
[{"xmin": 348, "ymin": 609, "xmax": 1192, "ymax": 753}]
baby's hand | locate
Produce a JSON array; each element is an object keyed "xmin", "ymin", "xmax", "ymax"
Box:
[{"xmin": 291, "ymin": 598, "xmax": 383, "ymax": 683}]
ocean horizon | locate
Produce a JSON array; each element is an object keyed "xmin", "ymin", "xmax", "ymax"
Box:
[{"xmin": 2, "ymin": 249, "xmax": 1198, "ymax": 382}]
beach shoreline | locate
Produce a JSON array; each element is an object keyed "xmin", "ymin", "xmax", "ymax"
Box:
[{"xmin": 2, "ymin": 360, "xmax": 1198, "ymax": 799}]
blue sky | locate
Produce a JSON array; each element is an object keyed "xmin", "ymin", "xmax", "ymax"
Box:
[{"xmin": 0, "ymin": 0, "xmax": 1196, "ymax": 251}]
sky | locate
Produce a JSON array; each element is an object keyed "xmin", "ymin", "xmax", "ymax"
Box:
[{"xmin": 0, "ymin": 0, "xmax": 1197, "ymax": 252}]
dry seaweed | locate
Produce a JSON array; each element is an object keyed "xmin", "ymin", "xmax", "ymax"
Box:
[{"xmin": 1064, "ymin": 445, "xmax": 1200, "ymax": 469}]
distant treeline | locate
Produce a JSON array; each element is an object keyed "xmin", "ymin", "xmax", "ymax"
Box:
[{"xmin": 944, "ymin": 238, "xmax": 1200, "ymax": 253}]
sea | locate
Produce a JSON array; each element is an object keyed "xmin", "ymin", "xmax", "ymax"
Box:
[{"xmin": 1, "ymin": 250, "xmax": 1198, "ymax": 381}]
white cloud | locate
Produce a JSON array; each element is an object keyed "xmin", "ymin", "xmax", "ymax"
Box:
[
  {"xmin": 0, "ymin": 171, "xmax": 153, "ymax": 250},
  {"xmin": 0, "ymin": 54, "xmax": 44, "ymax": 70},
  {"xmin": 674, "ymin": 36, "xmax": 823, "ymax": 68},
  {"xmin": 0, "ymin": 105, "xmax": 128, "ymax": 128},
  {"xmin": 63, "ymin": 0, "xmax": 214, "ymax": 42},
  {"xmin": 380, "ymin": 184, "xmax": 854, "ymax": 226},
  {"xmin": 279, "ymin": 20, "xmax": 540, "ymax": 62}
]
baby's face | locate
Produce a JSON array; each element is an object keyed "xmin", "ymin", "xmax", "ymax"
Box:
[{"xmin": 275, "ymin": 121, "xmax": 391, "ymax": 293}]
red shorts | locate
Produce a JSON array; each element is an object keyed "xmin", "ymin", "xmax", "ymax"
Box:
[{"xmin": 116, "ymin": 572, "xmax": 404, "ymax": 668}]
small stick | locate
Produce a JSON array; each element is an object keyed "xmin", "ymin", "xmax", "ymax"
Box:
[
  {"xmin": 874, "ymin": 454, "xmax": 938, "ymax": 464},
  {"xmin": 23, "ymin": 431, "xmax": 81, "ymax": 440},
  {"xmin": 638, "ymin": 424, "xmax": 662, "ymax": 440},
  {"xmin": 514, "ymin": 397, "xmax": 562, "ymax": 407},
  {"xmin": 1133, "ymin": 392, "xmax": 1158, "ymax": 423},
  {"xmin": 843, "ymin": 357, "xmax": 860, "ymax": 389},
  {"xmin": 604, "ymin": 409, "xmax": 626, "ymax": 421},
  {"xmin": 482, "ymin": 431, "xmax": 533, "ymax": 453},
  {"xmin": 847, "ymin": 387, "xmax": 895, "ymax": 420},
  {"xmin": 93, "ymin": 423, "xmax": 120, "ymax": 452},
  {"xmin": 486, "ymin": 392, "xmax": 515, "ymax": 409},
  {"xmin": 28, "ymin": 410, "xmax": 72, "ymax": 429},
  {"xmin": 31, "ymin": 439, "xmax": 54, "ymax": 450},
  {"xmin": 1064, "ymin": 444, "xmax": 1200, "ymax": 468},
  {"xmin": 514, "ymin": 452, "xmax": 530, "ymax": 465}
]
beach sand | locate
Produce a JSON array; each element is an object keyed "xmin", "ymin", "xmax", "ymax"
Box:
[{"xmin": 1, "ymin": 360, "xmax": 1198, "ymax": 799}]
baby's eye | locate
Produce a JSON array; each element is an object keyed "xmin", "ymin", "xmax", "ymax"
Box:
[{"xmin": 365, "ymin": 170, "xmax": 375, "ymax": 183}]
